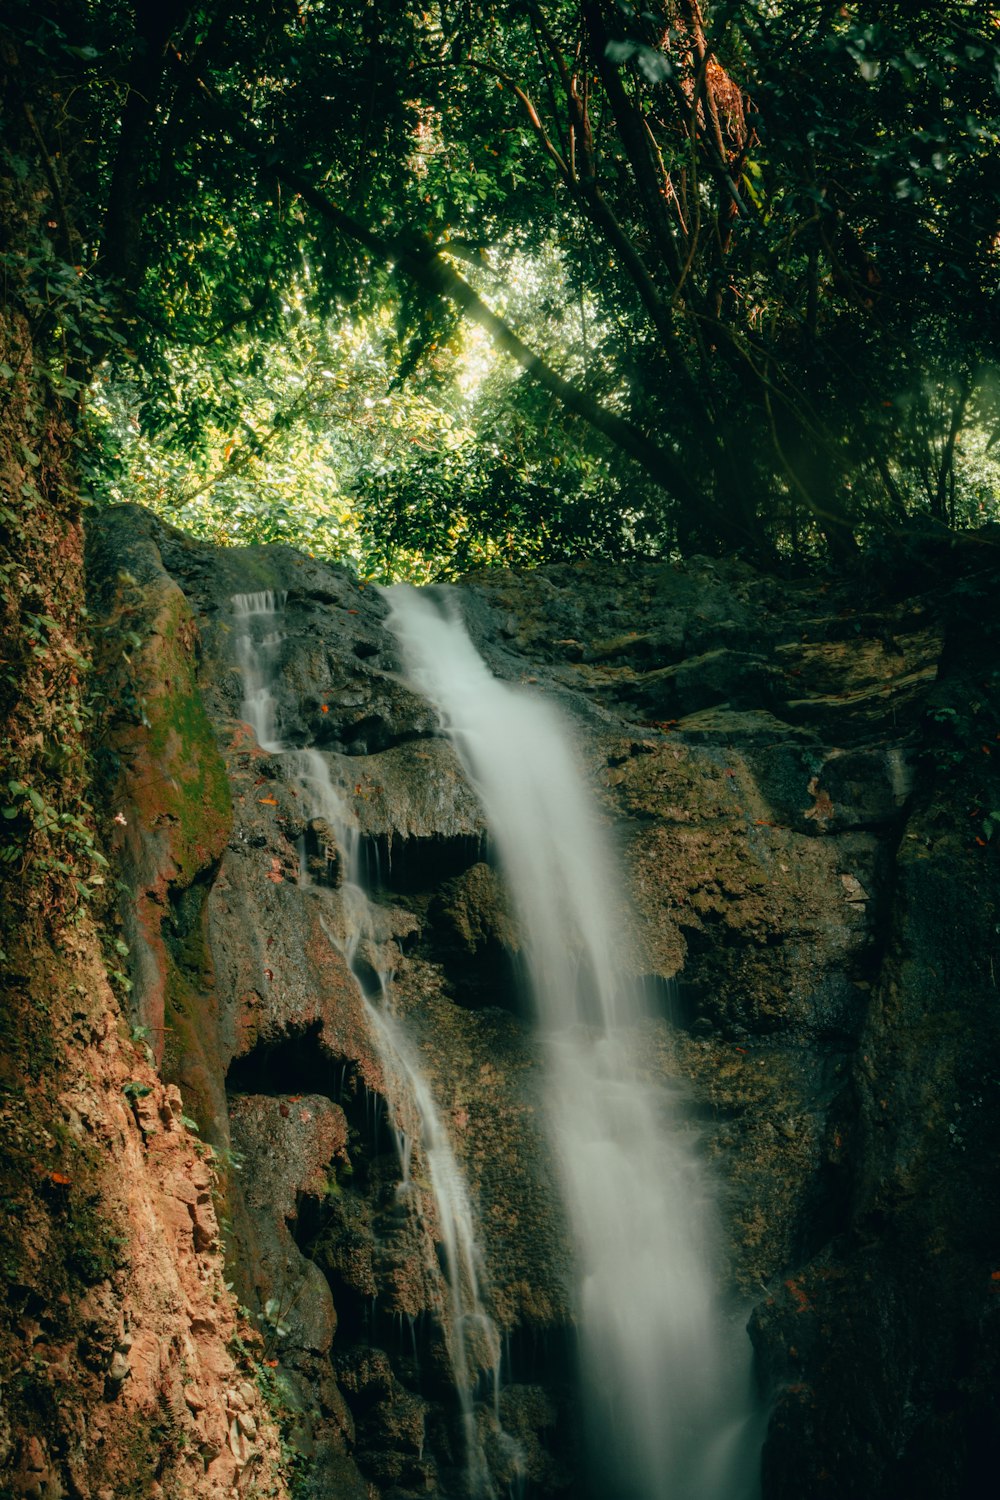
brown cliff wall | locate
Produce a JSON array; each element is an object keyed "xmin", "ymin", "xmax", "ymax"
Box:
[
  {"xmin": 88, "ymin": 510, "xmax": 1000, "ymax": 1498},
  {"xmin": 6, "ymin": 498, "xmax": 998, "ymax": 1500}
]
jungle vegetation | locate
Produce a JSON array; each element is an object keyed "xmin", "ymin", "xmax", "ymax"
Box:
[{"xmin": 4, "ymin": 0, "xmax": 1000, "ymax": 578}]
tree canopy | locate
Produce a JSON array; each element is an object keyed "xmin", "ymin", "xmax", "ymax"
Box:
[{"xmin": 5, "ymin": 0, "xmax": 1000, "ymax": 572}]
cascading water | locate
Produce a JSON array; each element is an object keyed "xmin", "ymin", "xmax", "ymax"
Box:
[
  {"xmin": 292, "ymin": 749, "xmax": 507, "ymax": 1498},
  {"xmin": 230, "ymin": 592, "xmax": 511, "ymax": 1498},
  {"xmin": 232, "ymin": 590, "xmax": 287, "ymax": 752},
  {"xmin": 386, "ymin": 585, "xmax": 762, "ymax": 1500}
]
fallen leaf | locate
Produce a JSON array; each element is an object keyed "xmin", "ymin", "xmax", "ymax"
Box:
[
  {"xmin": 33, "ymin": 1165, "xmax": 71, "ymax": 1187},
  {"xmin": 805, "ymin": 776, "xmax": 835, "ymax": 822}
]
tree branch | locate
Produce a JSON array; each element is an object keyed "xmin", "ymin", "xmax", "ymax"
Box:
[{"xmin": 176, "ymin": 60, "xmax": 707, "ymax": 520}]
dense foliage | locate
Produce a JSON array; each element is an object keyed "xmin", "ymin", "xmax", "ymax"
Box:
[{"xmin": 5, "ymin": 1, "xmax": 1000, "ymax": 571}]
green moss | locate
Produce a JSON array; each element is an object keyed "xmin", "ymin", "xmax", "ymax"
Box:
[
  {"xmin": 137, "ymin": 592, "xmax": 232, "ymax": 878},
  {"xmin": 95, "ymin": 576, "xmax": 232, "ymax": 893}
]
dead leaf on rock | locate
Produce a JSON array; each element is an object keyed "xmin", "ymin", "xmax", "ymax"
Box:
[{"xmin": 804, "ymin": 776, "xmax": 835, "ymax": 822}]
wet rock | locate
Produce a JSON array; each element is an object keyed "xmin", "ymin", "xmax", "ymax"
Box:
[
  {"xmin": 432, "ymin": 862, "xmax": 518, "ymax": 957},
  {"xmin": 79, "ymin": 509, "xmax": 1000, "ymax": 1500},
  {"xmin": 229, "ymin": 1092, "xmax": 347, "ymax": 1355},
  {"xmin": 105, "ymin": 1350, "xmax": 131, "ymax": 1387}
]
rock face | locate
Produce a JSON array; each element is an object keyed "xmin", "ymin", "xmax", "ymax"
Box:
[
  {"xmin": 0, "ymin": 919, "xmax": 291, "ymax": 1500},
  {"xmin": 83, "ymin": 506, "xmax": 1000, "ymax": 1500}
]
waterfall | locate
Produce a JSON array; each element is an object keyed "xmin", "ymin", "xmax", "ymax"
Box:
[
  {"xmin": 230, "ymin": 592, "xmax": 510, "ymax": 1498},
  {"xmin": 386, "ymin": 584, "xmax": 761, "ymax": 1500},
  {"xmin": 293, "ymin": 750, "xmax": 505, "ymax": 1498},
  {"xmin": 232, "ymin": 590, "xmax": 287, "ymax": 752}
]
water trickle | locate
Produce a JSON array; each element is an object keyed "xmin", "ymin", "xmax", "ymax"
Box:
[
  {"xmin": 306, "ymin": 759, "xmax": 507, "ymax": 1499},
  {"xmin": 232, "ymin": 597, "xmax": 508, "ymax": 1496},
  {"xmin": 232, "ymin": 590, "xmax": 288, "ymax": 752},
  {"xmin": 386, "ymin": 584, "xmax": 762, "ymax": 1500}
]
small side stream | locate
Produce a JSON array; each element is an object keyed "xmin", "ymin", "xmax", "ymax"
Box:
[{"xmin": 232, "ymin": 591, "xmax": 517, "ymax": 1497}]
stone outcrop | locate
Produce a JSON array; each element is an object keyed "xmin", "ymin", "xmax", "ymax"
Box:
[
  {"xmin": 75, "ymin": 506, "xmax": 1000, "ymax": 1500},
  {"xmin": 0, "ymin": 914, "xmax": 290, "ymax": 1499}
]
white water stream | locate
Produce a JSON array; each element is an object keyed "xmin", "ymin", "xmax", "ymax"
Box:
[
  {"xmin": 386, "ymin": 585, "xmax": 761, "ymax": 1500},
  {"xmin": 231, "ymin": 593, "xmax": 508, "ymax": 1497},
  {"xmin": 232, "ymin": 591, "xmax": 287, "ymax": 751},
  {"xmin": 293, "ymin": 748, "xmax": 506, "ymax": 1497}
]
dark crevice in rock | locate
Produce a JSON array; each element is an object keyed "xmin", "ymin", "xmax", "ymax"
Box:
[
  {"xmin": 352, "ymin": 638, "xmax": 382, "ymax": 661},
  {"xmin": 418, "ymin": 860, "xmax": 524, "ymax": 1013},
  {"xmin": 415, "ymin": 906, "xmax": 522, "ymax": 1014},
  {"xmin": 346, "ymin": 948, "xmax": 384, "ymax": 1001},
  {"xmin": 333, "ymin": 1299, "xmax": 446, "ymax": 1400},
  {"xmin": 796, "ymin": 1083, "xmax": 859, "ymax": 1258},
  {"xmin": 436, "ymin": 940, "xmax": 523, "ymax": 1013},
  {"xmin": 638, "ymin": 972, "xmax": 685, "ymax": 1026},
  {"xmin": 226, "ymin": 1023, "xmax": 336, "ymax": 1099},
  {"xmin": 851, "ymin": 811, "xmax": 916, "ymax": 992},
  {"xmin": 670, "ymin": 976, "xmax": 709, "ymax": 1035},
  {"xmin": 314, "ymin": 717, "xmax": 439, "ymax": 757},
  {"xmin": 364, "ymin": 833, "xmax": 486, "ymax": 895},
  {"xmin": 299, "ymin": 820, "xmax": 344, "ymax": 888},
  {"xmin": 227, "ymin": 1050, "xmax": 406, "ymax": 1206},
  {"xmin": 284, "ymin": 585, "xmax": 373, "ymax": 610},
  {"xmin": 163, "ymin": 862, "xmax": 218, "ymax": 974},
  {"xmin": 501, "ymin": 1322, "xmax": 578, "ymax": 1392}
]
